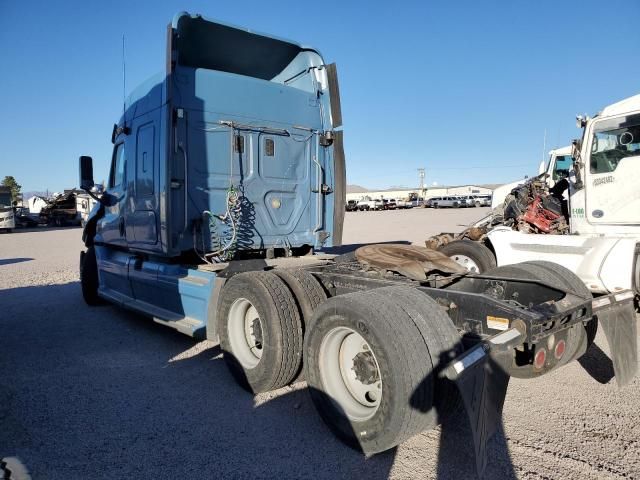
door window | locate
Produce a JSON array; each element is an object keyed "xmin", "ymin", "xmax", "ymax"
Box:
[
  {"xmin": 110, "ymin": 143, "xmax": 126, "ymax": 188},
  {"xmin": 590, "ymin": 115, "xmax": 640, "ymax": 174},
  {"xmin": 552, "ymin": 155, "xmax": 572, "ymax": 180}
]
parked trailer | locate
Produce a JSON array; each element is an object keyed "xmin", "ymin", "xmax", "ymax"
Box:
[{"xmin": 78, "ymin": 13, "xmax": 637, "ymax": 477}]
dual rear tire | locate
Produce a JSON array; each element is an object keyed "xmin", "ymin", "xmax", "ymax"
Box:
[
  {"xmin": 218, "ymin": 269, "xmax": 327, "ymax": 393},
  {"xmin": 218, "ymin": 271, "xmax": 462, "ymax": 454},
  {"xmin": 304, "ymin": 286, "xmax": 461, "ymax": 454}
]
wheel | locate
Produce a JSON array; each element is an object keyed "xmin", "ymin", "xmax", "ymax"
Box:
[
  {"xmin": 518, "ymin": 261, "xmax": 597, "ymax": 349},
  {"xmin": 485, "ymin": 261, "xmax": 594, "ymax": 361},
  {"xmin": 438, "ymin": 240, "xmax": 496, "ymax": 273},
  {"xmin": 274, "ymin": 269, "xmax": 328, "ymax": 380},
  {"xmin": 218, "ymin": 271, "xmax": 303, "ymax": 393},
  {"xmin": 80, "ymin": 247, "xmax": 103, "ymax": 306},
  {"xmin": 475, "ymin": 201, "xmax": 481, "ymax": 208},
  {"xmin": 304, "ymin": 285, "xmax": 462, "ymax": 454},
  {"xmin": 274, "ymin": 269, "xmax": 327, "ymax": 330}
]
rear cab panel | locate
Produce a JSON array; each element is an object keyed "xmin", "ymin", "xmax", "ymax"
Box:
[{"xmin": 89, "ymin": 12, "xmax": 344, "ymax": 331}]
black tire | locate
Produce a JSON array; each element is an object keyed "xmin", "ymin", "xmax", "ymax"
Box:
[
  {"xmin": 438, "ymin": 240, "xmax": 497, "ymax": 273},
  {"xmin": 517, "ymin": 261, "xmax": 597, "ymax": 349},
  {"xmin": 274, "ymin": 269, "xmax": 329, "ymax": 381},
  {"xmin": 218, "ymin": 271, "xmax": 303, "ymax": 393},
  {"xmin": 80, "ymin": 247, "xmax": 102, "ymax": 306},
  {"xmin": 304, "ymin": 286, "xmax": 461, "ymax": 454},
  {"xmin": 475, "ymin": 201, "xmax": 481, "ymax": 208},
  {"xmin": 274, "ymin": 269, "xmax": 328, "ymax": 329},
  {"xmin": 485, "ymin": 261, "xmax": 594, "ymax": 361}
]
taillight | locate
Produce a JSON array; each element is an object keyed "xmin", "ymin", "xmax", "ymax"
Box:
[
  {"xmin": 554, "ymin": 340, "xmax": 566, "ymax": 360},
  {"xmin": 534, "ymin": 348, "xmax": 546, "ymax": 369}
]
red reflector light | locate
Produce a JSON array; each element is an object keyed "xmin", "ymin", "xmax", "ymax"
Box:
[
  {"xmin": 554, "ymin": 340, "xmax": 566, "ymax": 360},
  {"xmin": 534, "ymin": 348, "xmax": 546, "ymax": 369}
]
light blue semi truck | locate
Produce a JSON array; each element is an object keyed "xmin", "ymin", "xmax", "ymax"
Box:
[{"xmin": 78, "ymin": 12, "xmax": 637, "ymax": 476}]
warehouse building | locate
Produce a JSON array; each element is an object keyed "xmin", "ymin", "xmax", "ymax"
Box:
[{"xmin": 345, "ymin": 184, "xmax": 497, "ymax": 202}]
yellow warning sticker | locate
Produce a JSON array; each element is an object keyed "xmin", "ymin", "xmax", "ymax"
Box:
[{"xmin": 487, "ymin": 315, "xmax": 510, "ymax": 331}]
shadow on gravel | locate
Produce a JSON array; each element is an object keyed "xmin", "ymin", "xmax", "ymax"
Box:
[
  {"xmin": 0, "ymin": 257, "xmax": 34, "ymax": 266},
  {"xmin": 577, "ymin": 343, "xmax": 615, "ymax": 384},
  {"xmin": 0, "ymin": 280, "xmax": 516, "ymax": 480},
  {"xmin": 0, "ymin": 282, "xmax": 395, "ymax": 479},
  {"xmin": 409, "ymin": 344, "xmax": 517, "ymax": 479}
]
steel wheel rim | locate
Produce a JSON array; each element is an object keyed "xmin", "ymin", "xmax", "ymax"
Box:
[
  {"xmin": 228, "ymin": 298, "xmax": 263, "ymax": 369},
  {"xmin": 450, "ymin": 254, "xmax": 480, "ymax": 273},
  {"xmin": 318, "ymin": 326, "xmax": 382, "ymax": 421}
]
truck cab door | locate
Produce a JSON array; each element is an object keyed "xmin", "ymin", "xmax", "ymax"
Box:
[
  {"xmin": 585, "ymin": 114, "xmax": 640, "ymax": 225},
  {"xmin": 99, "ymin": 142, "xmax": 128, "ymax": 246},
  {"xmin": 93, "ymin": 140, "xmax": 135, "ymax": 301},
  {"xmin": 124, "ymin": 115, "xmax": 160, "ymax": 249}
]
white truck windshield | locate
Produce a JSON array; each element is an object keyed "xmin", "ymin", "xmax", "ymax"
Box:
[{"xmin": 0, "ymin": 193, "xmax": 12, "ymax": 208}]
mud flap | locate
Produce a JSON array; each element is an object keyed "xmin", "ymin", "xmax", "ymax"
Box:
[
  {"xmin": 596, "ymin": 301, "xmax": 638, "ymax": 387},
  {"xmin": 443, "ymin": 329, "xmax": 522, "ymax": 478}
]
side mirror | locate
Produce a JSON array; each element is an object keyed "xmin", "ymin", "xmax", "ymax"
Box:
[{"xmin": 79, "ymin": 156, "xmax": 95, "ymax": 191}]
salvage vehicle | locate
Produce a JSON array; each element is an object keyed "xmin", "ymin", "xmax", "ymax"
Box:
[
  {"xmin": 39, "ymin": 190, "xmax": 83, "ymax": 227},
  {"xmin": 0, "ymin": 186, "xmax": 15, "ymax": 233},
  {"xmin": 395, "ymin": 198, "xmax": 414, "ymax": 209},
  {"xmin": 78, "ymin": 13, "xmax": 637, "ymax": 478},
  {"xmin": 430, "ymin": 94, "xmax": 640, "ymax": 302},
  {"xmin": 430, "ymin": 196, "xmax": 462, "ymax": 208},
  {"xmin": 490, "ymin": 146, "xmax": 573, "ymax": 208},
  {"xmin": 357, "ymin": 197, "xmax": 382, "ymax": 211},
  {"xmin": 383, "ymin": 198, "xmax": 397, "ymax": 210},
  {"xmin": 346, "ymin": 200, "xmax": 358, "ymax": 212}
]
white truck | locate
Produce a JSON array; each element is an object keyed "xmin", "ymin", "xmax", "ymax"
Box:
[
  {"xmin": 356, "ymin": 197, "xmax": 382, "ymax": 211},
  {"xmin": 432, "ymin": 93, "xmax": 640, "ymax": 300},
  {"xmin": 490, "ymin": 146, "xmax": 574, "ymax": 208}
]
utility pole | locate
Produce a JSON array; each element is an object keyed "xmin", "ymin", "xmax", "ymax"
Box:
[{"xmin": 417, "ymin": 168, "xmax": 425, "ymax": 195}]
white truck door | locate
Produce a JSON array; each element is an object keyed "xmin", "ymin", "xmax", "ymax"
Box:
[{"xmin": 585, "ymin": 113, "xmax": 640, "ymax": 225}]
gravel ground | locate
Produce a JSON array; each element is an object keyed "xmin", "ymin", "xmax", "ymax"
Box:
[{"xmin": 1, "ymin": 209, "xmax": 638, "ymax": 480}]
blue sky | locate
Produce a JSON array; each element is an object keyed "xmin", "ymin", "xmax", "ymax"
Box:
[{"xmin": 1, "ymin": 0, "xmax": 639, "ymax": 193}]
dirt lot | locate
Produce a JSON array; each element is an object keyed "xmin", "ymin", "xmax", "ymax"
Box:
[{"xmin": 1, "ymin": 208, "xmax": 639, "ymax": 480}]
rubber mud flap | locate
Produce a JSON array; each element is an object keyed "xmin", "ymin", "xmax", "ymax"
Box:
[
  {"xmin": 444, "ymin": 346, "xmax": 510, "ymax": 478},
  {"xmin": 597, "ymin": 301, "xmax": 638, "ymax": 387}
]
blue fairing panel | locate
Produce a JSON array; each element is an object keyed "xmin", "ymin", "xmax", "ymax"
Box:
[
  {"xmin": 95, "ymin": 245, "xmax": 217, "ymax": 338},
  {"xmin": 171, "ymin": 65, "xmax": 329, "ymax": 253}
]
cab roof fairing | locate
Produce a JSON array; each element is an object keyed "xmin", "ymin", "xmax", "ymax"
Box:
[
  {"xmin": 170, "ymin": 11, "xmax": 324, "ymax": 60},
  {"xmin": 170, "ymin": 12, "xmax": 325, "ymax": 84},
  {"xmin": 114, "ymin": 12, "xmax": 329, "ymax": 135},
  {"xmin": 596, "ymin": 93, "xmax": 640, "ymax": 120}
]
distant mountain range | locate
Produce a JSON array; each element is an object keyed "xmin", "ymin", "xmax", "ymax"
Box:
[{"xmin": 346, "ymin": 184, "xmax": 370, "ymax": 193}]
